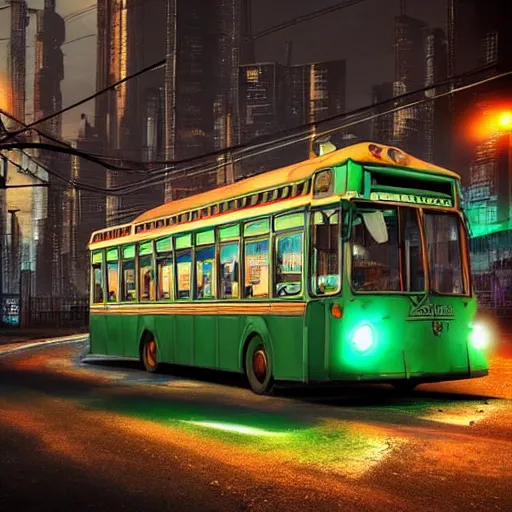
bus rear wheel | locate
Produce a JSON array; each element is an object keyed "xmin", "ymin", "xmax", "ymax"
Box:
[
  {"xmin": 245, "ymin": 336, "xmax": 274, "ymax": 395},
  {"xmin": 142, "ymin": 337, "xmax": 160, "ymax": 373}
]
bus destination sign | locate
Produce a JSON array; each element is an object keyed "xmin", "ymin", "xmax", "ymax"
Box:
[{"xmin": 370, "ymin": 192, "xmax": 453, "ymax": 208}]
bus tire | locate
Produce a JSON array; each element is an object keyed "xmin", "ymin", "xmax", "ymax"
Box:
[
  {"xmin": 244, "ymin": 335, "xmax": 274, "ymax": 395},
  {"xmin": 141, "ymin": 334, "xmax": 160, "ymax": 373}
]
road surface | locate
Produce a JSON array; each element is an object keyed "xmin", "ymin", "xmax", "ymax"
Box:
[{"xmin": 1, "ymin": 338, "xmax": 511, "ymax": 511}]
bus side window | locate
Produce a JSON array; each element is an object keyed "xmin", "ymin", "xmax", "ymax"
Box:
[
  {"xmin": 121, "ymin": 259, "xmax": 136, "ymax": 301},
  {"xmin": 107, "ymin": 261, "xmax": 119, "ymax": 302},
  {"xmin": 310, "ymin": 209, "xmax": 341, "ymax": 295},
  {"xmin": 275, "ymin": 232, "xmax": 303, "ymax": 297},
  {"xmin": 92, "ymin": 263, "xmax": 104, "ymax": 303},
  {"xmin": 219, "ymin": 242, "xmax": 239, "ymax": 299},
  {"xmin": 244, "ymin": 239, "xmax": 270, "ymax": 298},
  {"xmin": 157, "ymin": 255, "xmax": 173, "ymax": 300},
  {"xmin": 139, "ymin": 255, "xmax": 155, "ymax": 301},
  {"xmin": 176, "ymin": 251, "xmax": 192, "ymax": 299},
  {"xmin": 196, "ymin": 246, "xmax": 215, "ymax": 299}
]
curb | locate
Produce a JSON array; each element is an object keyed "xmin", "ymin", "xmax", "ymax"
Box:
[{"xmin": 0, "ymin": 334, "xmax": 88, "ymax": 357}]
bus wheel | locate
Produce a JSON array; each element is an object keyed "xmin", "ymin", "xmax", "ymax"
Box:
[
  {"xmin": 245, "ymin": 336, "xmax": 274, "ymax": 395},
  {"xmin": 392, "ymin": 381, "xmax": 417, "ymax": 393},
  {"xmin": 142, "ymin": 337, "xmax": 160, "ymax": 373}
]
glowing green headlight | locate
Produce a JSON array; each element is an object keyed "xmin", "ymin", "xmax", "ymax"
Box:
[
  {"xmin": 352, "ymin": 324, "xmax": 375, "ymax": 353},
  {"xmin": 469, "ymin": 322, "xmax": 490, "ymax": 350}
]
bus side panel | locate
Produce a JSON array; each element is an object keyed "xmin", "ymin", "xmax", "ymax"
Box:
[
  {"xmin": 174, "ymin": 315, "xmax": 194, "ymax": 365},
  {"xmin": 194, "ymin": 315, "xmax": 217, "ymax": 368},
  {"xmin": 105, "ymin": 315, "xmax": 125, "ymax": 356},
  {"xmin": 267, "ymin": 315, "xmax": 304, "ymax": 381},
  {"xmin": 121, "ymin": 315, "xmax": 140, "ymax": 358},
  {"xmin": 89, "ymin": 314, "xmax": 108, "ymax": 355},
  {"xmin": 305, "ymin": 301, "xmax": 329, "ymax": 381},
  {"xmin": 154, "ymin": 315, "xmax": 175, "ymax": 363},
  {"xmin": 218, "ymin": 316, "xmax": 242, "ymax": 372}
]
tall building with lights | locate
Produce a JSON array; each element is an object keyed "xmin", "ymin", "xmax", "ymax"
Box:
[
  {"xmin": 424, "ymin": 28, "xmax": 450, "ymax": 167},
  {"xmin": 393, "ymin": 14, "xmax": 427, "ymax": 159},
  {"xmin": 284, "ymin": 60, "xmax": 346, "ymax": 162},
  {"xmin": 238, "ymin": 62, "xmax": 285, "ymax": 176},
  {"xmin": 96, "ymin": 0, "xmax": 167, "ymax": 227},
  {"xmin": 164, "ymin": 0, "xmax": 254, "ymax": 201},
  {"xmin": 371, "ymin": 82, "xmax": 394, "ymax": 145}
]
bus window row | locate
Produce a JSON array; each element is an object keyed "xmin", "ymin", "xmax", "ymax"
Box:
[{"xmin": 91, "ymin": 208, "xmax": 342, "ymax": 304}]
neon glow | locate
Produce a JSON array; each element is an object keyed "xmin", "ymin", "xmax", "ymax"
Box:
[{"xmin": 180, "ymin": 420, "xmax": 289, "ymax": 437}]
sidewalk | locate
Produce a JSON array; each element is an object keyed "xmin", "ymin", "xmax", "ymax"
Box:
[{"xmin": 0, "ymin": 327, "xmax": 88, "ymax": 349}]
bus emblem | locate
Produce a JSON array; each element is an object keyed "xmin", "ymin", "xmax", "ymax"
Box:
[
  {"xmin": 432, "ymin": 321, "xmax": 444, "ymax": 337},
  {"xmin": 408, "ymin": 296, "xmax": 454, "ymax": 320}
]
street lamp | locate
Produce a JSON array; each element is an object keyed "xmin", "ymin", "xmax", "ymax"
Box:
[{"xmin": 498, "ymin": 111, "xmax": 512, "ymax": 131}]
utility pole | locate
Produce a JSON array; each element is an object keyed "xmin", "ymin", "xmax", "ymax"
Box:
[{"xmin": 7, "ymin": 208, "xmax": 20, "ymax": 294}]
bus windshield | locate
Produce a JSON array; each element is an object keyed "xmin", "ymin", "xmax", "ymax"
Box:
[{"xmin": 350, "ymin": 204, "xmax": 466, "ymax": 295}]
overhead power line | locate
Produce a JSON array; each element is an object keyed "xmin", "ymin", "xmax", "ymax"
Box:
[
  {"xmin": 3, "ymin": 64, "xmax": 510, "ymax": 200},
  {"xmin": 252, "ymin": 0, "xmax": 368, "ymax": 40},
  {"xmin": 0, "ymin": 58, "xmax": 166, "ymax": 144}
]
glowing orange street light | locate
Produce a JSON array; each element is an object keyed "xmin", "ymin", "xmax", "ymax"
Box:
[{"xmin": 498, "ymin": 111, "xmax": 512, "ymax": 131}]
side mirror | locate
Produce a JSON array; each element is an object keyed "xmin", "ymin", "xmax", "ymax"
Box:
[{"xmin": 341, "ymin": 200, "xmax": 355, "ymax": 241}]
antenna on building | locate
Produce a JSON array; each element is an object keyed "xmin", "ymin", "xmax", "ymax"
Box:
[
  {"xmin": 400, "ymin": 0, "xmax": 406, "ymax": 15},
  {"xmin": 285, "ymin": 41, "xmax": 292, "ymax": 66}
]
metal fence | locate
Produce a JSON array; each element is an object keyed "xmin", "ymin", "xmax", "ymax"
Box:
[{"xmin": 26, "ymin": 297, "xmax": 89, "ymax": 329}]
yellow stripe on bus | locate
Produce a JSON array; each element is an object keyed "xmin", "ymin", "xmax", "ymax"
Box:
[{"xmin": 89, "ymin": 301, "xmax": 307, "ymax": 316}]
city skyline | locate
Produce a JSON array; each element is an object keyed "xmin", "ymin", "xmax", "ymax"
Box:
[{"xmin": 0, "ymin": 0, "xmax": 446, "ymax": 140}]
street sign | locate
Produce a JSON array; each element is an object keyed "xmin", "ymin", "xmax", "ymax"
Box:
[{"xmin": 1, "ymin": 294, "xmax": 21, "ymax": 327}]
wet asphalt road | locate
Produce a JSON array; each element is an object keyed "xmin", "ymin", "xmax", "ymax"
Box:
[{"xmin": 1, "ymin": 339, "xmax": 512, "ymax": 512}]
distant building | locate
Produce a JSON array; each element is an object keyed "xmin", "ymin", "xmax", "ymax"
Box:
[
  {"xmin": 164, "ymin": 0, "xmax": 254, "ymax": 200},
  {"xmin": 423, "ymin": 27, "xmax": 450, "ymax": 167},
  {"xmin": 60, "ymin": 115, "xmax": 106, "ymax": 297},
  {"xmin": 393, "ymin": 15, "xmax": 427, "ymax": 158},
  {"xmin": 371, "ymin": 82, "xmax": 394, "ymax": 146},
  {"xmin": 96, "ymin": 0, "xmax": 166, "ymax": 226},
  {"xmin": 238, "ymin": 62, "xmax": 286, "ymax": 176},
  {"xmin": 284, "ymin": 60, "xmax": 346, "ymax": 162}
]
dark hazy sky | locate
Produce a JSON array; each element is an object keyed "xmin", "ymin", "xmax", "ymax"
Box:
[{"xmin": 1, "ymin": 0, "xmax": 446, "ymax": 138}]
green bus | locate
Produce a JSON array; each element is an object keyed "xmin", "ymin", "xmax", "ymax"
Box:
[{"xmin": 88, "ymin": 141, "xmax": 490, "ymax": 394}]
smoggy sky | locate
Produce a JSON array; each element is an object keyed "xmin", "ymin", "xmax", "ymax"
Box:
[{"xmin": 0, "ymin": 0, "xmax": 446, "ymax": 140}]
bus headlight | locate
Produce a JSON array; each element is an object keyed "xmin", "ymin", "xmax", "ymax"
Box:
[
  {"xmin": 469, "ymin": 322, "xmax": 491, "ymax": 350},
  {"xmin": 352, "ymin": 324, "xmax": 375, "ymax": 353}
]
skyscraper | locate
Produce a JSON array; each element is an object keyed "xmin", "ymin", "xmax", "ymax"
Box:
[
  {"xmin": 393, "ymin": 14, "xmax": 427, "ymax": 158},
  {"xmin": 424, "ymin": 28, "xmax": 450, "ymax": 167},
  {"xmin": 164, "ymin": 0, "xmax": 254, "ymax": 201},
  {"xmin": 371, "ymin": 82, "xmax": 394, "ymax": 145},
  {"xmin": 96, "ymin": 0, "xmax": 167, "ymax": 227},
  {"xmin": 239, "ymin": 62, "xmax": 285, "ymax": 176},
  {"xmin": 284, "ymin": 60, "xmax": 346, "ymax": 162}
]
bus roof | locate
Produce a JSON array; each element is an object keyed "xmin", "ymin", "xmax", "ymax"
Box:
[{"xmin": 135, "ymin": 142, "xmax": 459, "ymax": 224}]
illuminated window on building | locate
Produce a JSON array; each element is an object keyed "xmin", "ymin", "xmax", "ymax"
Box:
[
  {"xmin": 246, "ymin": 68, "xmax": 259, "ymax": 82},
  {"xmin": 157, "ymin": 256, "xmax": 173, "ymax": 301},
  {"xmin": 244, "ymin": 240, "xmax": 269, "ymax": 298},
  {"xmin": 219, "ymin": 243, "xmax": 239, "ymax": 299},
  {"xmin": 275, "ymin": 233, "xmax": 303, "ymax": 297},
  {"xmin": 176, "ymin": 251, "xmax": 192, "ymax": 299},
  {"xmin": 196, "ymin": 246, "xmax": 215, "ymax": 299}
]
